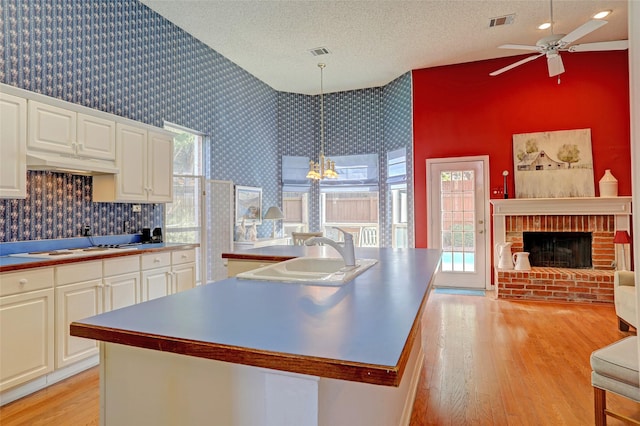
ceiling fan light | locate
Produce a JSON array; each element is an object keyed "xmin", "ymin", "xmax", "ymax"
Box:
[
  {"xmin": 593, "ymin": 10, "xmax": 611, "ymax": 20},
  {"xmin": 538, "ymin": 22, "xmax": 551, "ymax": 30}
]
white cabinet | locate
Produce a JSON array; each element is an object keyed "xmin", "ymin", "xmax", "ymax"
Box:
[
  {"xmin": 77, "ymin": 113, "xmax": 116, "ymax": 160},
  {"xmin": 28, "ymin": 101, "xmax": 77, "ymax": 155},
  {"xmin": 0, "ymin": 268, "xmax": 54, "ymax": 392},
  {"xmin": 141, "ymin": 252, "xmax": 172, "ymax": 301},
  {"xmin": 0, "ymin": 92, "xmax": 27, "ymax": 199},
  {"xmin": 93, "ymin": 124, "xmax": 173, "ymax": 203},
  {"xmin": 172, "ymin": 248, "xmax": 197, "ymax": 292},
  {"xmin": 54, "ymin": 261, "xmax": 103, "ymax": 369},
  {"xmin": 147, "ymin": 130, "xmax": 174, "ymax": 202},
  {"xmin": 27, "ymin": 101, "xmax": 116, "ymax": 161},
  {"xmin": 103, "ymin": 256, "xmax": 141, "ymax": 312}
]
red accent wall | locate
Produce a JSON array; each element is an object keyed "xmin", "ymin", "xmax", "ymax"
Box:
[{"xmin": 412, "ymin": 51, "xmax": 631, "ymax": 248}]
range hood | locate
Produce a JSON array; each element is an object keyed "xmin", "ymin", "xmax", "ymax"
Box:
[{"xmin": 26, "ymin": 152, "xmax": 119, "ymax": 175}]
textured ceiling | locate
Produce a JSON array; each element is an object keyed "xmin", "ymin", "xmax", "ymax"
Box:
[{"xmin": 139, "ymin": 0, "xmax": 629, "ymax": 95}]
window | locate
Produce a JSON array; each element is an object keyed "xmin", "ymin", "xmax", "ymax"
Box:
[
  {"xmin": 164, "ymin": 124, "xmax": 204, "ymax": 285},
  {"xmin": 320, "ymin": 154, "xmax": 379, "ymax": 247},
  {"xmin": 282, "ymin": 156, "xmax": 310, "ymax": 236},
  {"xmin": 388, "ymin": 149, "xmax": 408, "ymax": 248}
]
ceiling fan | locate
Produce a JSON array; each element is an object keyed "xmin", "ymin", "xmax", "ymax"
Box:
[{"xmin": 489, "ymin": 0, "xmax": 628, "ymax": 78}]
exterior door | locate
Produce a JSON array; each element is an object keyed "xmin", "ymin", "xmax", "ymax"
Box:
[{"xmin": 427, "ymin": 157, "xmax": 489, "ymax": 289}]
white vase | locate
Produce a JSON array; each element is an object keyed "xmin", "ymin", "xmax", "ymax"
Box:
[{"xmin": 599, "ymin": 169, "xmax": 618, "ymax": 197}]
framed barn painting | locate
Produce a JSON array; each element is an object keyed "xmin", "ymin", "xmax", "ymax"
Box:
[
  {"xmin": 512, "ymin": 128, "xmax": 595, "ymax": 198},
  {"xmin": 235, "ymin": 186, "xmax": 262, "ymax": 224}
]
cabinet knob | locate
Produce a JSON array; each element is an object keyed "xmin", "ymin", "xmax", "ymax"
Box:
[
  {"xmin": 154, "ymin": 257, "xmax": 161, "ymax": 263},
  {"xmin": 19, "ymin": 278, "xmax": 28, "ymax": 285},
  {"xmin": 181, "ymin": 254, "xmax": 188, "ymax": 259}
]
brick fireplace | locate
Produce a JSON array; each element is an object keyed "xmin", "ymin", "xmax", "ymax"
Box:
[{"xmin": 491, "ymin": 197, "xmax": 632, "ymax": 303}]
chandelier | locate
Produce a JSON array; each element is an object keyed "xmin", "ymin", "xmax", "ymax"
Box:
[{"xmin": 306, "ymin": 63, "xmax": 338, "ymax": 180}]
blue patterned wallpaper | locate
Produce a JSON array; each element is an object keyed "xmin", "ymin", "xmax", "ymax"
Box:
[
  {"xmin": 0, "ymin": 0, "xmax": 278, "ymax": 242},
  {"xmin": 0, "ymin": 0, "xmax": 413, "ymax": 246},
  {"xmin": 278, "ymin": 73, "xmax": 413, "ymax": 246}
]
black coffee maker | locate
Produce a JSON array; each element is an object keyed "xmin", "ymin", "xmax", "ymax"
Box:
[
  {"xmin": 141, "ymin": 228, "xmax": 152, "ymax": 243},
  {"xmin": 152, "ymin": 227, "xmax": 163, "ymax": 243}
]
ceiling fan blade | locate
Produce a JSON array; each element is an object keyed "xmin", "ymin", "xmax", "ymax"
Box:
[
  {"xmin": 489, "ymin": 54, "xmax": 544, "ymax": 76},
  {"xmin": 568, "ymin": 40, "xmax": 629, "ymax": 52},
  {"xmin": 498, "ymin": 44, "xmax": 540, "ymax": 51},
  {"xmin": 560, "ymin": 19, "xmax": 608, "ymax": 45},
  {"xmin": 547, "ymin": 54, "xmax": 565, "ymax": 77}
]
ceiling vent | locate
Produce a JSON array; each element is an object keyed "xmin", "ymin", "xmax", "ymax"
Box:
[
  {"xmin": 309, "ymin": 47, "xmax": 330, "ymax": 56},
  {"xmin": 489, "ymin": 14, "xmax": 515, "ymax": 28}
]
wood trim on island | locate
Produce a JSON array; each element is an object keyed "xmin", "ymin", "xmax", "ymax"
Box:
[{"xmin": 70, "ymin": 321, "xmax": 420, "ymax": 387}]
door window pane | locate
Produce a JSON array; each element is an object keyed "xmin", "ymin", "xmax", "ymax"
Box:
[{"xmin": 439, "ymin": 170, "xmax": 476, "ymax": 272}]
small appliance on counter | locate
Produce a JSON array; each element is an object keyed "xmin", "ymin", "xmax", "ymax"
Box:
[
  {"xmin": 152, "ymin": 227, "xmax": 163, "ymax": 243},
  {"xmin": 141, "ymin": 228, "xmax": 152, "ymax": 243}
]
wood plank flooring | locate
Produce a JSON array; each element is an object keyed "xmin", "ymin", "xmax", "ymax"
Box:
[{"xmin": 1, "ymin": 291, "xmax": 638, "ymax": 425}]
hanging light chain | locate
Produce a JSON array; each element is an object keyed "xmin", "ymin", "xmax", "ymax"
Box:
[{"xmin": 307, "ymin": 62, "xmax": 337, "ymax": 180}]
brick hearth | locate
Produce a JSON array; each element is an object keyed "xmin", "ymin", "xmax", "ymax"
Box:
[{"xmin": 497, "ymin": 267, "xmax": 614, "ymax": 304}]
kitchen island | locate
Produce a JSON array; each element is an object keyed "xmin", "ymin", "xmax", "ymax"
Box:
[{"xmin": 71, "ymin": 247, "xmax": 440, "ymax": 426}]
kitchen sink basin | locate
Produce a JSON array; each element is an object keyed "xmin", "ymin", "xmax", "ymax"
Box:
[{"xmin": 236, "ymin": 257, "xmax": 378, "ymax": 285}]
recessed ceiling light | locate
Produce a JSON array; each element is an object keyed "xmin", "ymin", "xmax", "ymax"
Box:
[
  {"xmin": 593, "ymin": 10, "xmax": 611, "ymax": 19},
  {"xmin": 538, "ymin": 22, "xmax": 551, "ymax": 30}
]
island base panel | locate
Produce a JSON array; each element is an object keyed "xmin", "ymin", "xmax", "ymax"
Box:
[{"xmin": 100, "ymin": 333, "xmax": 423, "ymax": 426}]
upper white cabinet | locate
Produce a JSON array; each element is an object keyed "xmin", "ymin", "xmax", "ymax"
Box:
[
  {"xmin": 0, "ymin": 84, "xmax": 172, "ymax": 203},
  {"xmin": 28, "ymin": 101, "xmax": 116, "ymax": 161},
  {"xmin": 93, "ymin": 124, "xmax": 173, "ymax": 203},
  {"xmin": 147, "ymin": 130, "xmax": 174, "ymax": 202},
  {"xmin": 77, "ymin": 113, "xmax": 116, "ymax": 160},
  {"xmin": 0, "ymin": 92, "xmax": 27, "ymax": 199},
  {"xmin": 28, "ymin": 101, "xmax": 77, "ymax": 155}
]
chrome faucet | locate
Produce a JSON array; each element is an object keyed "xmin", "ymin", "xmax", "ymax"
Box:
[{"xmin": 305, "ymin": 227, "xmax": 356, "ymax": 267}]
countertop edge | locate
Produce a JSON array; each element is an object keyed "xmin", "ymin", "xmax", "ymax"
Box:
[
  {"xmin": 69, "ymin": 322, "xmax": 402, "ymax": 387},
  {"xmin": 0, "ymin": 244, "xmax": 199, "ymax": 273}
]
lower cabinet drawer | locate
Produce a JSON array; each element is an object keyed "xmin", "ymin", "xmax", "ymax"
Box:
[
  {"xmin": 141, "ymin": 252, "xmax": 171, "ymax": 270},
  {"xmin": 0, "ymin": 268, "xmax": 54, "ymax": 297}
]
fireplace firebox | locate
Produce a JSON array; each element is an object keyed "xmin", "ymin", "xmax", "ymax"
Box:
[{"xmin": 523, "ymin": 232, "xmax": 592, "ymax": 269}]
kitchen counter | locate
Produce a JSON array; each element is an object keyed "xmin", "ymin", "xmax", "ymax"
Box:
[
  {"xmin": 70, "ymin": 247, "xmax": 441, "ymax": 426},
  {"xmin": 0, "ymin": 242, "xmax": 198, "ymax": 272}
]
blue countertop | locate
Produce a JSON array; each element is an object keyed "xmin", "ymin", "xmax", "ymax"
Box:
[
  {"xmin": 0, "ymin": 237, "xmax": 195, "ymax": 272},
  {"xmin": 71, "ymin": 247, "xmax": 441, "ymax": 386}
]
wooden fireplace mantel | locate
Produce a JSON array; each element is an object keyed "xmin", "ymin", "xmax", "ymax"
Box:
[{"xmin": 491, "ymin": 196, "xmax": 632, "ymax": 217}]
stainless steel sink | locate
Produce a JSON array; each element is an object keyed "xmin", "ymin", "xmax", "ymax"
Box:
[{"xmin": 236, "ymin": 257, "xmax": 378, "ymax": 285}]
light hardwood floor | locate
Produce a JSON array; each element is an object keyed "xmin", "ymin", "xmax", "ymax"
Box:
[{"xmin": 1, "ymin": 291, "xmax": 638, "ymax": 425}]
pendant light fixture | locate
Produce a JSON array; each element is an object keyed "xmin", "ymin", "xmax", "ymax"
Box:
[{"xmin": 307, "ymin": 63, "xmax": 338, "ymax": 180}]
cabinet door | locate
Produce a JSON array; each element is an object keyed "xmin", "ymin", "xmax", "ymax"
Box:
[
  {"xmin": 173, "ymin": 263, "xmax": 196, "ymax": 293},
  {"xmin": 147, "ymin": 130, "xmax": 174, "ymax": 202},
  {"xmin": 116, "ymin": 123, "xmax": 148, "ymax": 202},
  {"xmin": 55, "ymin": 280, "xmax": 102, "ymax": 368},
  {"xmin": 0, "ymin": 288, "xmax": 54, "ymax": 392},
  {"xmin": 28, "ymin": 100, "xmax": 76, "ymax": 155},
  {"xmin": 0, "ymin": 93, "xmax": 27, "ymax": 199},
  {"xmin": 104, "ymin": 272, "xmax": 140, "ymax": 312},
  {"xmin": 141, "ymin": 267, "xmax": 171, "ymax": 301},
  {"xmin": 77, "ymin": 113, "xmax": 116, "ymax": 160}
]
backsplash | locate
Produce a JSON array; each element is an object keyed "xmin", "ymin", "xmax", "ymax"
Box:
[{"xmin": 0, "ymin": 171, "xmax": 162, "ymax": 242}]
